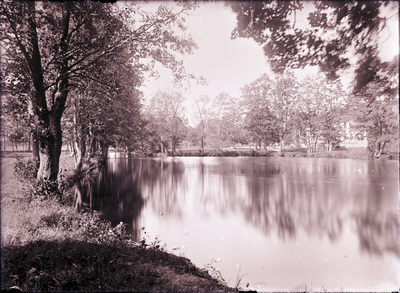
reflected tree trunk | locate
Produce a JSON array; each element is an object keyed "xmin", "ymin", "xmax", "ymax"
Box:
[{"xmin": 74, "ymin": 182, "xmax": 83, "ymax": 212}]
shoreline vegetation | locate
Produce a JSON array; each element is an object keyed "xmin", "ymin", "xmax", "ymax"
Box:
[
  {"xmin": 1, "ymin": 147, "xmax": 396, "ymax": 292},
  {"xmin": 1, "ymin": 152, "xmax": 236, "ymax": 292},
  {"xmin": 117, "ymin": 146, "xmax": 398, "ymax": 161}
]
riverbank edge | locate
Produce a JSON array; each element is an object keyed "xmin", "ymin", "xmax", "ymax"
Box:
[
  {"xmin": 4, "ymin": 146, "xmax": 398, "ymax": 160},
  {"xmin": 116, "ymin": 147, "xmax": 398, "ymax": 160},
  {"xmin": 0, "ymin": 153, "xmax": 237, "ymax": 292}
]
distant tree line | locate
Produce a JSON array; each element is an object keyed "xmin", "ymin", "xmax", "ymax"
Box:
[{"xmin": 138, "ymin": 65, "xmax": 397, "ymax": 158}]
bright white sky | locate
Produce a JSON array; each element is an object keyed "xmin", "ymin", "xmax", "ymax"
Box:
[
  {"xmin": 137, "ymin": 1, "xmax": 399, "ymax": 119},
  {"xmin": 139, "ymin": 2, "xmax": 271, "ymax": 102}
]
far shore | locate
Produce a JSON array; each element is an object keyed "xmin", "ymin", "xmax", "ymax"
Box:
[{"xmin": 109, "ymin": 146, "xmax": 398, "ymax": 160}]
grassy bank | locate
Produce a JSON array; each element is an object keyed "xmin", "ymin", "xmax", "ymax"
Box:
[
  {"xmin": 1, "ymin": 153, "xmax": 235, "ymax": 292},
  {"xmin": 282, "ymin": 147, "xmax": 398, "ymax": 160},
  {"xmin": 173, "ymin": 147, "xmax": 398, "ymax": 160}
]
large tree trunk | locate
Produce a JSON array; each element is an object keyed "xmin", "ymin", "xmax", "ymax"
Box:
[
  {"xmin": 36, "ymin": 3, "xmax": 70, "ymax": 180},
  {"xmin": 9, "ymin": 1, "xmax": 71, "ymax": 181},
  {"xmin": 37, "ymin": 111, "xmax": 64, "ymax": 180}
]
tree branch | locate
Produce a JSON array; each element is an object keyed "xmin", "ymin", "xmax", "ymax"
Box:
[{"xmin": 70, "ymin": 73, "xmax": 119, "ymax": 94}]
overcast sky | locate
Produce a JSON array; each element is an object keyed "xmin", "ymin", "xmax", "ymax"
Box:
[{"xmin": 138, "ymin": 1, "xmax": 399, "ymax": 109}]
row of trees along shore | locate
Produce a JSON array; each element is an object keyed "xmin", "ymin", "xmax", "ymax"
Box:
[
  {"xmin": 1, "ymin": 1, "xmax": 398, "ymax": 181},
  {"xmin": 1, "ymin": 1, "xmax": 198, "ymax": 179},
  {"xmin": 143, "ymin": 66, "xmax": 397, "ymax": 158}
]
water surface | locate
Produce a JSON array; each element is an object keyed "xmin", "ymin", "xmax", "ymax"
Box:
[{"xmin": 83, "ymin": 156, "xmax": 399, "ymax": 291}]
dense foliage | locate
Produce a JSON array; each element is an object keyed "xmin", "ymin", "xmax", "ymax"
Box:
[
  {"xmin": 227, "ymin": 0, "xmax": 398, "ymax": 157},
  {"xmin": 1, "ymin": 1, "xmax": 197, "ymax": 179},
  {"xmin": 145, "ymin": 89, "xmax": 188, "ymax": 156}
]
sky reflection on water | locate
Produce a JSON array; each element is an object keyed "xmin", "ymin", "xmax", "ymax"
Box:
[{"xmin": 83, "ymin": 157, "xmax": 399, "ymax": 291}]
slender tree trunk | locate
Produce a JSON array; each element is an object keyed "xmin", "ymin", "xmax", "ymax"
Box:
[
  {"xmin": 68, "ymin": 141, "xmax": 75, "ymax": 157},
  {"xmin": 296, "ymin": 130, "xmax": 301, "ymax": 149},
  {"xmin": 27, "ymin": 136, "xmax": 31, "ymax": 152},
  {"xmin": 74, "ymin": 132, "xmax": 86, "ymax": 172},
  {"xmin": 171, "ymin": 135, "xmax": 176, "ymax": 157},
  {"xmin": 328, "ymin": 141, "xmax": 332, "ymax": 153},
  {"xmin": 279, "ymin": 121, "xmax": 286, "ymax": 155},
  {"xmin": 307, "ymin": 145, "xmax": 312, "ymax": 156},
  {"xmin": 373, "ymin": 141, "xmax": 386, "ymax": 158},
  {"xmin": 89, "ymin": 136, "xmax": 97, "ymax": 156},
  {"xmin": 306, "ymin": 134, "xmax": 315, "ymax": 156},
  {"xmin": 73, "ymin": 100, "xmax": 86, "ymax": 172},
  {"xmin": 29, "ymin": 109, "xmax": 39, "ymax": 163},
  {"xmin": 200, "ymin": 136, "xmax": 204, "ymax": 156},
  {"xmin": 2, "ymin": 132, "xmax": 6, "ymax": 151},
  {"xmin": 379, "ymin": 141, "xmax": 386, "ymax": 157},
  {"xmin": 99, "ymin": 141, "xmax": 109, "ymax": 163},
  {"xmin": 314, "ymin": 139, "xmax": 318, "ymax": 155},
  {"xmin": 279, "ymin": 139, "xmax": 285, "ymax": 156}
]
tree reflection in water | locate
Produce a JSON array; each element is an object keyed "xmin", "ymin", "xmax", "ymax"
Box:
[
  {"xmin": 72, "ymin": 159, "xmax": 145, "ymax": 240},
  {"xmin": 77, "ymin": 157, "xmax": 398, "ymax": 257}
]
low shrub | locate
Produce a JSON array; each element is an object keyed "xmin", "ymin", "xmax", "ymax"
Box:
[
  {"xmin": 31, "ymin": 179, "xmax": 63, "ymax": 201},
  {"xmin": 210, "ymin": 150, "xmax": 237, "ymax": 157},
  {"xmin": 238, "ymin": 149, "xmax": 274, "ymax": 157},
  {"xmin": 41, "ymin": 211, "xmax": 63, "ymax": 227},
  {"xmin": 14, "ymin": 157, "xmax": 38, "ymax": 181}
]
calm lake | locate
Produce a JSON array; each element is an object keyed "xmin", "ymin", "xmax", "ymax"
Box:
[{"xmin": 82, "ymin": 156, "xmax": 399, "ymax": 291}]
